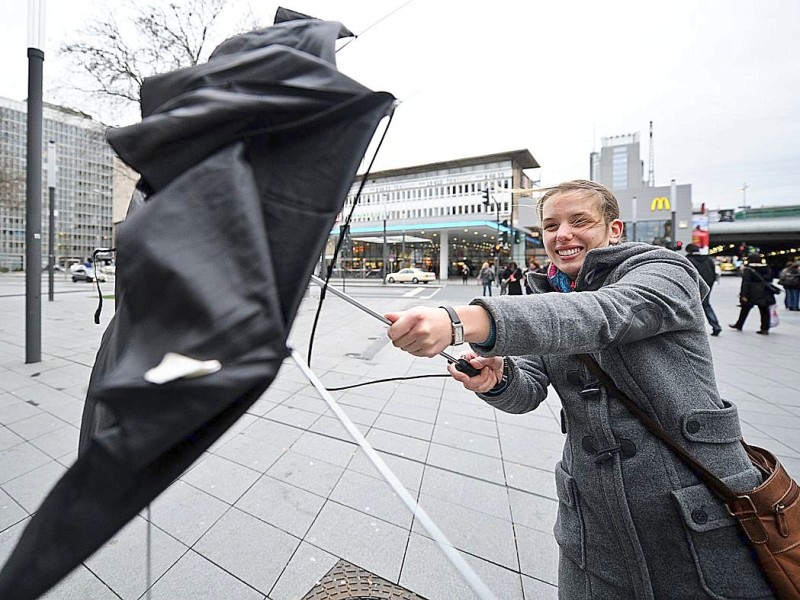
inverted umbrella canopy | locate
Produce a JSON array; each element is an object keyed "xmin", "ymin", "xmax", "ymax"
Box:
[{"xmin": 0, "ymin": 12, "xmax": 394, "ymax": 599}]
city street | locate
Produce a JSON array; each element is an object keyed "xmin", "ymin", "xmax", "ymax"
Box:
[{"xmin": 0, "ymin": 272, "xmax": 798, "ymax": 599}]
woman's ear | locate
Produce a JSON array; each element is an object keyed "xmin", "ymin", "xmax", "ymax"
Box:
[{"xmin": 608, "ymin": 219, "xmax": 624, "ymax": 244}]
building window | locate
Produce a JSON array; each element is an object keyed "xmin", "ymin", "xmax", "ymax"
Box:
[{"xmin": 612, "ymin": 147, "xmax": 628, "ymax": 190}]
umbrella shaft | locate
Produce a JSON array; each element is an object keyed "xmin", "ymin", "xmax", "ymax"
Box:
[{"xmin": 309, "ymin": 275, "xmax": 461, "ymax": 365}]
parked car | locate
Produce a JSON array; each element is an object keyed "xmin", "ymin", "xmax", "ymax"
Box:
[
  {"xmin": 71, "ymin": 266, "xmax": 107, "ymax": 283},
  {"xmin": 385, "ymin": 267, "xmax": 436, "ymax": 284},
  {"xmin": 718, "ymin": 261, "xmax": 740, "ymax": 276}
]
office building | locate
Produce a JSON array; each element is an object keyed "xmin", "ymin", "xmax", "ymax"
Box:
[
  {"xmin": 330, "ymin": 150, "xmax": 542, "ymax": 280},
  {"xmin": 590, "ymin": 132, "xmax": 644, "ymax": 191},
  {"xmin": 0, "ymin": 96, "xmax": 115, "ymax": 270},
  {"xmin": 590, "ymin": 132, "xmax": 693, "ymax": 248}
]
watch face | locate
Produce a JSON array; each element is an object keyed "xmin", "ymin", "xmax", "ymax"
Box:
[{"xmin": 454, "ymin": 326, "xmax": 464, "ymax": 344}]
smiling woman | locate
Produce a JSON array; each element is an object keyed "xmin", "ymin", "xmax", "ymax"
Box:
[
  {"xmin": 385, "ymin": 179, "xmax": 775, "ymax": 598},
  {"xmin": 538, "ymin": 180, "xmax": 623, "ymax": 281}
]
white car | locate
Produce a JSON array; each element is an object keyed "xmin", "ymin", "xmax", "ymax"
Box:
[
  {"xmin": 385, "ymin": 268, "xmax": 436, "ymax": 284},
  {"xmin": 71, "ymin": 265, "xmax": 107, "ymax": 283}
]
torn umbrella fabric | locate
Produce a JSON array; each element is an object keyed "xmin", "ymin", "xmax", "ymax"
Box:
[{"xmin": 0, "ymin": 15, "xmax": 394, "ymax": 599}]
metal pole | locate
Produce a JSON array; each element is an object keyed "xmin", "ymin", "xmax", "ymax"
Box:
[
  {"xmin": 631, "ymin": 195, "xmax": 637, "ymax": 242},
  {"xmin": 47, "ymin": 141, "xmax": 56, "ymax": 302},
  {"xmin": 495, "ymin": 202, "xmax": 500, "ymax": 280},
  {"xmin": 341, "ymin": 225, "xmax": 347, "ymax": 293},
  {"xmin": 25, "ymin": 40, "xmax": 44, "ymax": 363},
  {"xmin": 670, "ymin": 179, "xmax": 677, "ymax": 250},
  {"xmin": 382, "ymin": 217, "xmax": 387, "ymax": 285},
  {"xmin": 741, "ymin": 182, "xmax": 749, "ymax": 219}
]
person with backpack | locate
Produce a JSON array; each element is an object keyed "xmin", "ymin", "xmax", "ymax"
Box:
[
  {"xmin": 684, "ymin": 244, "xmax": 722, "ymax": 336},
  {"xmin": 778, "ymin": 260, "xmax": 800, "ymax": 311}
]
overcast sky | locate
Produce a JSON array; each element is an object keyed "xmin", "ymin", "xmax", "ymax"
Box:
[{"xmin": 2, "ymin": 0, "xmax": 799, "ymax": 210}]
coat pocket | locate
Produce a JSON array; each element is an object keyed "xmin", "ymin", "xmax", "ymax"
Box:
[
  {"xmin": 671, "ymin": 467, "xmax": 774, "ymax": 599},
  {"xmin": 554, "ymin": 461, "xmax": 586, "ymax": 569}
]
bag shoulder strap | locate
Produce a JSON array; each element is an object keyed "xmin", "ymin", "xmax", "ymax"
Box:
[
  {"xmin": 749, "ymin": 268, "xmax": 770, "ymax": 286},
  {"xmin": 577, "ymin": 354, "xmax": 739, "ymax": 506}
]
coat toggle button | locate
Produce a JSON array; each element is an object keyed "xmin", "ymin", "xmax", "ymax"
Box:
[{"xmin": 691, "ymin": 509, "xmax": 708, "ymax": 524}]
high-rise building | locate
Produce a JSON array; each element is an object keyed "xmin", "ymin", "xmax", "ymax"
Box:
[
  {"xmin": 589, "ymin": 133, "xmax": 644, "ymax": 191},
  {"xmin": 0, "ymin": 96, "xmax": 115, "ymax": 270},
  {"xmin": 590, "ymin": 131, "xmax": 693, "ymax": 249}
]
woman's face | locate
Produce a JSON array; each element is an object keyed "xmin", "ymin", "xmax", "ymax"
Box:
[{"xmin": 541, "ymin": 191, "xmax": 623, "ymax": 279}]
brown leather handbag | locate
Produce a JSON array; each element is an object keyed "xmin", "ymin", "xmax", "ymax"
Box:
[{"xmin": 579, "ymin": 354, "xmax": 800, "ymax": 599}]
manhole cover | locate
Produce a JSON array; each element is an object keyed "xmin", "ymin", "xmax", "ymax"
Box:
[{"xmin": 301, "ymin": 559, "xmax": 427, "ymax": 599}]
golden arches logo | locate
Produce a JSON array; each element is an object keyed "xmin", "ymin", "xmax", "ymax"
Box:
[{"xmin": 650, "ymin": 197, "xmax": 671, "ymax": 211}]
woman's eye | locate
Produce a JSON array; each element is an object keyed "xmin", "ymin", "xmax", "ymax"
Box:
[
  {"xmin": 543, "ymin": 224, "xmax": 557, "ymax": 231},
  {"xmin": 573, "ymin": 219, "xmax": 596, "ymax": 228}
]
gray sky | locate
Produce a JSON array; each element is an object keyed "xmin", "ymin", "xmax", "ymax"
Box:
[{"xmin": 2, "ymin": 0, "xmax": 799, "ymax": 210}]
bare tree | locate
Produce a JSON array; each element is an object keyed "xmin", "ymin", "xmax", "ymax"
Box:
[{"xmin": 58, "ymin": 0, "xmax": 259, "ymax": 121}]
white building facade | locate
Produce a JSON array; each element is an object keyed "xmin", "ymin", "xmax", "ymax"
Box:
[
  {"xmin": 0, "ymin": 96, "xmax": 114, "ymax": 270},
  {"xmin": 331, "ymin": 149, "xmax": 542, "ymax": 280}
]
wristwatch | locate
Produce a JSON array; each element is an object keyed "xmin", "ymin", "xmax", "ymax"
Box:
[{"xmin": 439, "ymin": 306, "xmax": 465, "ymax": 346}]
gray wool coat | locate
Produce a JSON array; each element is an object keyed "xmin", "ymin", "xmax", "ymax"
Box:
[{"xmin": 469, "ymin": 242, "xmax": 774, "ymax": 599}]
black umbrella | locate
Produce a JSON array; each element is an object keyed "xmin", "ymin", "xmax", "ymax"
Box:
[{"xmin": 0, "ymin": 12, "xmax": 394, "ymax": 599}]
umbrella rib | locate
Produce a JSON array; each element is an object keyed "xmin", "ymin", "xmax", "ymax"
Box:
[{"xmin": 289, "ymin": 348, "xmax": 498, "ymax": 600}]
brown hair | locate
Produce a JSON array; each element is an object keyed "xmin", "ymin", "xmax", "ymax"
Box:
[{"xmin": 537, "ymin": 179, "xmax": 620, "ymax": 225}]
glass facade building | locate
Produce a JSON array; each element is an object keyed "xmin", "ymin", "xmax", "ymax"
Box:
[
  {"xmin": 330, "ymin": 150, "xmax": 541, "ymax": 280},
  {"xmin": 0, "ymin": 96, "xmax": 114, "ymax": 270}
]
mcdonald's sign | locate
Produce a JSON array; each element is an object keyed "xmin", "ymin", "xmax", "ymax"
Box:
[{"xmin": 650, "ymin": 196, "xmax": 671, "ymax": 211}]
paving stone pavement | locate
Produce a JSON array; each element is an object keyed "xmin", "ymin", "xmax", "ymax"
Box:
[{"xmin": 0, "ymin": 272, "xmax": 798, "ymax": 599}]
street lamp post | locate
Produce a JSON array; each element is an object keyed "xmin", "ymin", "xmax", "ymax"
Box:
[
  {"xmin": 339, "ymin": 224, "xmax": 349, "ymax": 292},
  {"xmin": 670, "ymin": 179, "xmax": 678, "ymax": 250},
  {"xmin": 401, "ymin": 213, "xmax": 406, "ymax": 266},
  {"xmin": 483, "ymin": 189, "xmax": 501, "ymax": 280},
  {"xmin": 381, "ymin": 196, "xmax": 388, "ymax": 285},
  {"xmin": 25, "ymin": 0, "xmax": 45, "ymax": 363},
  {"xmin": 740, "ymin": 182, "xmax": 750, "ymax": 219},
  {"xmin": 47, "ymin": 141, "xmax": 57, "ymax": 302}
]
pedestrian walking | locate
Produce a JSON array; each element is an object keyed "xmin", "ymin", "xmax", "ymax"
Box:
[
  {"xmin": 461, "ymin": 263, "xmax": 471, "ymax": 285},
  {"xmin": 730, "ymin": 255, "xmax": 778, "ymax": 335},
  {"xmin": 501, "ymin": 262, "xmax": 524, "ymax": 295},
  {"xmin": 385, "ymin": 180, "xmax": 771, "ymax": 598},
  {"xmin": 684, "ymin": 243, "xmax": 722, "ymax": 335},
  {"xmin": 498, "ymin": 269, "xmax": 508, "ymax": 295},
  {"xmin": 523, "ymin": 259, "xmax": 546, "ymax": 294},
  {"xmin": 478, "ymin": 261, "xmax": 493, "ymax": 296},
  {"xmin": 778, "ymin": 260, "xmax": 800, "ymax": 311}
]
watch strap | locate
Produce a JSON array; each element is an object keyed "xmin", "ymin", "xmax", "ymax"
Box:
[{"xmin": 439, "ymin": 306, "xmax": 464, "ymax": 345}]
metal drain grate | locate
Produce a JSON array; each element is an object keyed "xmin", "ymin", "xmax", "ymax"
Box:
[{"xmin": 301, "ymin": 559, "xmax": 428, "ymax": 599}]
